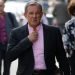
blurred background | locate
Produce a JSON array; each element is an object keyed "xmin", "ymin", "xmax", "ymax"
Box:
[{"xmin": 4, "ymin": 0, "xmax": 68, "ymax": 26}]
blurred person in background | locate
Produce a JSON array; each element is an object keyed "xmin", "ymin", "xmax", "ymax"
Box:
[
  {"xmin": 62, "ymin": 0, "xmax": 75, "ymax": 75},
  {"xmin": 52, "ymin": 18, "xmax": 59, "ymax": 28},
  {"xmin": 6, "ymin": 1, "xmax": 70, "ymax": 75},
  {"xmin": 65, "ymin": 0, "xmax": 70, "ymax": 3},
  {"xmin": 41, "ymin": 14, "xmax": 49, "ymax": 25},
  {"xmin": 0, "ymin": 0, "xmax": 19, "ymax": 75},
  {"xmin": 52, "ymin": 0, "xmax": 71, "ymax": 33},
  {"xmin": 19, "ymin": 15, "xmax": 28, "ymax": 26}
]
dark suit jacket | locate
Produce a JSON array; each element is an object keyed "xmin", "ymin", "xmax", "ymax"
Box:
[{"xmin": 6, "ymin": 24, "xmax": 70, "ymax": 75}]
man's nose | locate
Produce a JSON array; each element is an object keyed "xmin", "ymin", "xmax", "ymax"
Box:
[{"xmin": 33, "ymin": 14, "xmax": 36, "ymax": 17}]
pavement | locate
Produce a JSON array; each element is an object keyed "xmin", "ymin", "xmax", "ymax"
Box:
[
  {"xmin": 1, "ymin": 59, "xmax": 18, "ymax": 75},
  {"xmin": 10, "ymin": 59, "xmax": 18, "ymax": 75}
]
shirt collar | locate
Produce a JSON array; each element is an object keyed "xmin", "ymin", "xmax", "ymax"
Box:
[{"xmin": 28, "ymin": 23, "xmax": 42, "ymax": 31}]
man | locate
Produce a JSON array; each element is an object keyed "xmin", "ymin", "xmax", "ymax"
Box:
[
  {"xmin": 6, "ymin": 1, "xmax": 70, "ymax": 75},
  {"xmin": 0, "ymin": 0, "xmax": 19, "ymax": 75}
]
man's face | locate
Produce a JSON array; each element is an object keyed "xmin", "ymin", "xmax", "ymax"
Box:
[
  {"xmin": 24, "ymin": 5, "xmax": 43, "ymax": 27},
  {"xmin": 0, "ymin": 0, "xmax": 4, "ymax": 14}
]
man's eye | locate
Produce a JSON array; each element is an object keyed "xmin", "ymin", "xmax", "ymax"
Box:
[{"xmin": 29, "ymin": 12, "xmax": 33, "ymax": 15}]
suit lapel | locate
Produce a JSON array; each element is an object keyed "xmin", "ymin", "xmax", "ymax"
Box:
[
  {"xmin": 43, "ymin": 24, "xmax": 53, "ymax": 60},
  {"xmin": 43, "ymin": 25, "xmax": 49, "ymax": 56},
  {"xmin": 24, "ymin": 24, "xmax": 29, "ymax": 37},
  {"xmin": 23, "ymin": 24, "xmax": 49, "ymax": 52}
]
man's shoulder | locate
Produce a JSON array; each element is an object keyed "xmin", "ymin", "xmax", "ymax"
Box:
[
  {"xmin": 12, "ymin": 25, "xmax": 26, "ymax": 33},
  {"xmin": 44, "ymin": 24, "xmax": 59, "ymax": 29},
  {"xmin": 43, "ymin": 24, "xmax": 60, "ymax": 32}
]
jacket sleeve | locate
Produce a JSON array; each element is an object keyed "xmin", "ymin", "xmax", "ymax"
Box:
[
  {"xmin": 6, "ymin": 29, "xmax": 32, "ymax": 62},
  {"xmin": 55, "ymin": 28, "xmax": 70, "ymax": 75}
]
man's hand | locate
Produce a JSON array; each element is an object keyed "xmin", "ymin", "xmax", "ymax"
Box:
[{"xmin": 28, "ymin": 31, "xmax": 38, "ymax": 43}]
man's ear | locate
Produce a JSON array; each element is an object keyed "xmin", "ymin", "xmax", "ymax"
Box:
[
  {"xmin": 24, "ymin": 12, "xmax": 26, "ymax": 17},
  {"xmin": 24, "ymin": 12, "xmax": 27, "ymax": 18},
  {"xmin": 41, "ymin": 12, "xmax": 43, "ymax": 18}
]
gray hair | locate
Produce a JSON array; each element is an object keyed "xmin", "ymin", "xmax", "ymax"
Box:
[{"xmin": 25, "ymin": 1, "xmax": 43, "ymax": 13}]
